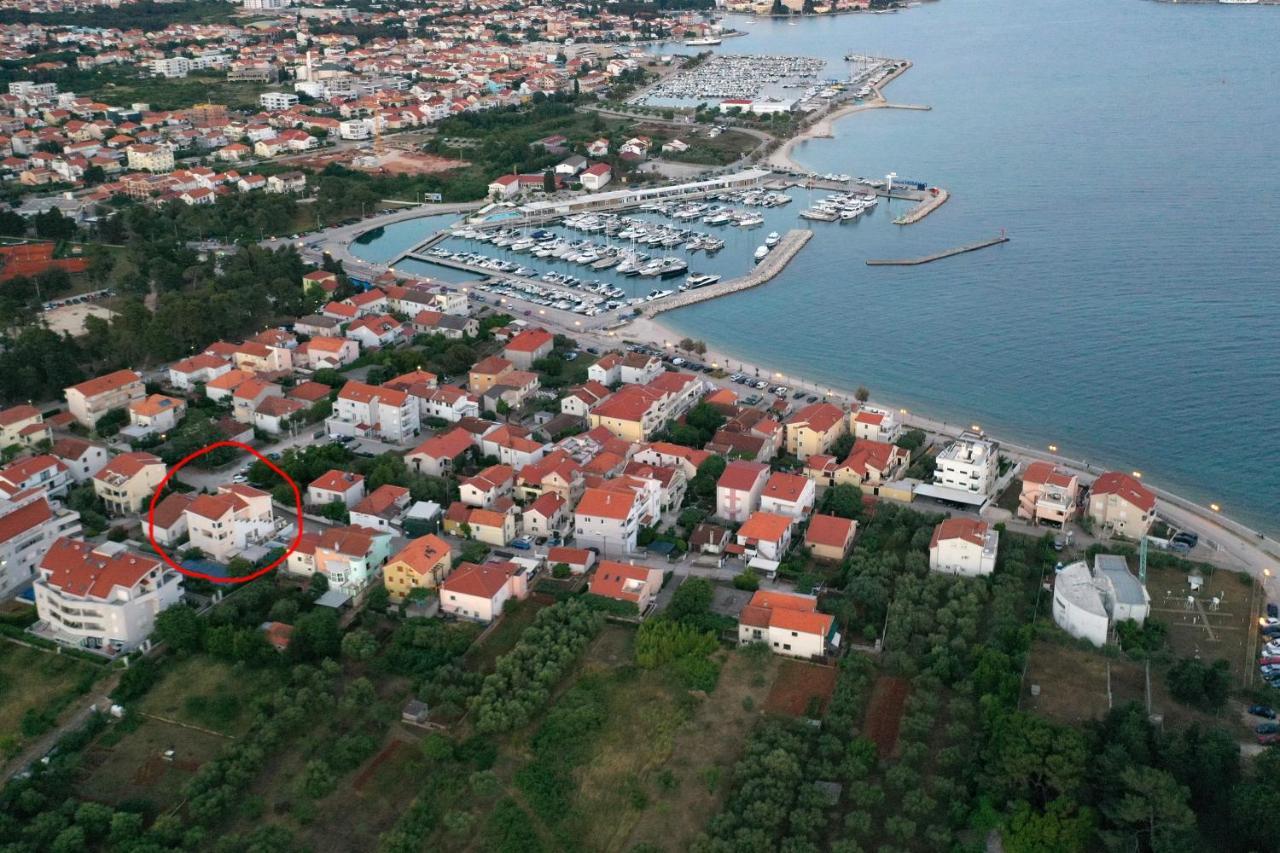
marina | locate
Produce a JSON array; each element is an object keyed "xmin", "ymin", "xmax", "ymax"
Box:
[{"xmin": 644, "ymin": 229, "xmax": 813, "ymax": 316}]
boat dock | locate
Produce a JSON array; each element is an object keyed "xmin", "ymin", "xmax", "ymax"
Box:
[
  {"xmin": 866, "ymin": 234, "xmax": 1009, "ymax": 266},
  {"xmin": 645, "ymin": 229, "xmax": 812, "ymax": 316},
  {"xmin": 894, "ymin": 188, "xmax": 950, "ymax": 225}
]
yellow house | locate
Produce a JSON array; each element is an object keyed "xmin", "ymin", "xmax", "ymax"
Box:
[
  {"xmin": 383, "ymin": 534, "xmax": 453, "ymax": 601},
  {"xmin": 587, "ymin": 385, "xmax": 665, "ymax": 442},
  {"xmin": 92, "ymin": 451, "xmax": 165, "ymax": 515},
  {"xmin": 783, "ymin": 402, "xmax": 847, "ymax": 460}
]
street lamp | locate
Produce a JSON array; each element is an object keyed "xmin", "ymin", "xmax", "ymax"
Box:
[
  {"xmin": 1209, "ymin": 503, "xmax": 1221, "ymax": 513},
  {"xmin": 1048, "ymin": 444, "xmax": 1058, "ymax": 453},
  {"xmin": 970, "ymin": 423, "xmax": 982, "ymax": 433},
  {"xmin": 1132, "ymin": 470, "xmax": 1142, "ymax": 479}
]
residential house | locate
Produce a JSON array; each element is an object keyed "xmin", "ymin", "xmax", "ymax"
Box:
[
  {"xmin": 308, "ymin": 469, "xmax": 366, "ymax": 509},
  {"xmin": 1087, "ymin": 471, "xmax": 1156, "ymax": 539},
  {"xmin": 925, "ymin": 432, "xmax": 1000, "ymax": 505},
  {"xmin": 737, "ymin": 590, "xmax": 835, "ymax": 659},
  {"xmin": 523, "ymin": 492, "xmax": 568, "ymax": 539},
  {"xmin": 148, "ymin": 492, "xmax": 193, "ymax": 548},
  {"xmin": 835, "ymin": 441, "xmax": 909, "ymax": 488},
  {"xmin": 382, "ymin": 533, "xmax": 452, "ymax": 601},
  {"xmin": 253, "ymin": 396, "xmax": 306, "ymax": 435},
  {"xmin": 204, "ymin": 369, "xmax": 255, "ymax": 403},
  {"xmin": 589, "ymin": 560, "xmax": 663, "ymax": 611},
  {"xmin": 735, "ymin": 511, "xmax": 794, "ymax": 562},
  {"xmin": 468, "ymin": 356, "xmax": 514, "ymax": 394},
  {"xmin": 407, "ymin": 428, "xmax": 473, "ymax": 477},
  {"xmin": 502, "ymin": 327, "xmax": 554, "ymax": 368},
  {"xmin": 1018, "ymin": 461, "xmax": 1080, "ymax": 526},
  {"xmin": 124, "ymin": 394, "xmax": 186, "ymax": 438},
  {"xmin": 561, "ymin": 380, "xmax": 611, "ymax": 418},
  {"xmin": 0, "ymin": 455, "xmax": 72, "ymax": 499},
  {"xmin": 231, "ymin": 379, "xmax": 281, "ymax": 425},
  {"xmin": 50, "ymin": 438, "xmax": 109, "ymax": 483},
  {"xmin": 287, "ymin": 525, "xmax": 393, "ymax": 595},
  {"xmin": 184, "ymin": 484, "xmax": 276, "ymax": 563},
  {"xmin": 580, "ymin": 162, "xmax": 611, "ymax": 190},
  {"xmin": 928, "ymin": 518, "xmax": 999, "ymax": 577},
  {"xmin": 573, "ymin": 486, "xmax": 642, "ymax": 556},
  {"xmin": 805, "ymin": 514, "xmax": 857, "ymax": 562},
  {"xmin": 64, "ymin": 369, "xmax": 144, "ymax": 428},
  {"xmin": 714, "ymin": 460, "xmax": 770, "ymax": 524},
  {"xmin": 296, "ymin": 337, "xmax": 360, "ymax": 371},
  {"xmin": 423, "ymin": 386, "xmax": 481, "ymax": 423},
  {"xmin": 460, "ymin": 464, "xmax": 515, "ymax": 508},
  {"xmin": 631, "ymin": 442, "xmax": 709, "ymax": 480},
  {"xmin": 0, "ymin": 494, "xmax": 82, "ymax": 598},
  {"xmin": 759, "ymin": 471, "xmax": 816, "ymax": 520},
  {"xmin": 439, "ymin": 561, "xmax": 529, "ymax": 623},
  {"xmin": 850, "ymin": 405, "xmax": 899, "ymax": 443},
  {"xmin": 783, "ymin": 402, "xmax": 847, "ymax": 461},
  {"xmin": 168, "ymin": 353, "xmax": 232, "ymax": 390},
  {"xmin": 34, "ymin": 539, "xmax": 183, "ymax": 653},
  {"xmin": 444, "ymin": 501, "xmax": 517, "ymax": 547},
  {"xmin": 546, "ymin": 546, "xmax": 595, "ymax": 575},
  {"xmin": 92, "ymin": 452, "xmax": 165, "ymax": 515},
  {"xmin": 0, "ymin": 404, "xmax": 52, "ymax": 448},
  {"xmin": 588, "ymin": 384, "xmax": 665, "ymax": 442},
  {"xmin": 349, "ymin": 484, "xmax": 411, "ymax": 532},
  {"xmin": 326, "ymin": 381, "xmax": 419, "ymax": 444}
]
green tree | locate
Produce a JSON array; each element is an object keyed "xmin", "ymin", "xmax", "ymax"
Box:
[
  {"xmin": 292, "ymin": 608, "xmax": 341, "ymax": 661},
  {"xmin": 1004, "ymin": 799, "xmax": 1095, "ymax": 853},
  {"xmin": 154, "ymin": 605, "xmax": 203, "ymax": 652},
  {"xmin": 341, "ymin": 629, "xmax": 378, "ymax": 662},
  {"xmin": 1101, "ymin": 766, "xmax": 1196, "ymax": 853},
  {"xmin": 669, "ymin": 577, "xmax": 713, "ymax": 625},
  {"xmin": 819, "ymin": 483, "xmax": 863, "ymax": 520}
]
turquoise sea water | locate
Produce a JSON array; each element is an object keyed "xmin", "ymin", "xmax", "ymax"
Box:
[{"xmin": 356, "ymin": 0, "xmax": 1280, "ymax": 533}]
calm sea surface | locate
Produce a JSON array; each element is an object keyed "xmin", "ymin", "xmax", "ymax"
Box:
[{"xmin": 357, "ymin": 0, "xmax": 1280, "ymax": 532}]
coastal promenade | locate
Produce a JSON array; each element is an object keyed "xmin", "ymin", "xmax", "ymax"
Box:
[{"xmin": 644, "ymin": 229, "xmax": 812, "ymax": 316}]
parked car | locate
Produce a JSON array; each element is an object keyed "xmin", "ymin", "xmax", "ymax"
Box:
[
  {"xmin": 1261, "ymin": 617, "xmax": 1280, "ymax": 628},
  {"xmin": 1248, "ymin": 704, "xmax": 1276, "ymax": 719},
  {"xmin": 510, "ymin": 537, "xmax": 532, "ymax": 551},
  {"xmin": 1258, "ymin": 733, "xmax": 1280, "ymax": 746},
  {"xmin": 1256, "ymin": 722, "xmax": 1280, "ymax": 735}
]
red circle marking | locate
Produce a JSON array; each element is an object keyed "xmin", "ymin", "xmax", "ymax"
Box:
[{"xmin": 147, "ymin": 440, "xmax": 304, "ymax": 584}]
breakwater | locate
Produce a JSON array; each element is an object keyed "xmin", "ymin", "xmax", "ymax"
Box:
[
  {"xmin": 645, "ymin": 229, "xmax": 812, "ymax": 316},
  {"xmin": 866, "ymin": 234, "xmax": 1009, "ymax": 266}
]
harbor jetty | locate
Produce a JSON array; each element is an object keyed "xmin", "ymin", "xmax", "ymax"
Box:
[
  {"xmin": 894, "ymin": 188, "xmax": 950, "ymax": 225},
  {"xmin": 866, "ymin": 234, "xmax": 1009, "ymax": 266},
  {"xmin": 645, "ymin": 229, "xmax": 811, "ymax": 316}
]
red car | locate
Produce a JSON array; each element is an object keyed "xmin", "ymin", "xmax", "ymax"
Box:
[
  {"xmin": 1259, "ymin": 656, "xmax": 1280, "ymax": 667},
  {"xmin": 1258, "ymin": 733, "xmax": 1279, "ymax": 746}
]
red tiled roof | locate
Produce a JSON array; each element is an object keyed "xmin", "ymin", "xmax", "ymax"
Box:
[
  {"xmin": 929, "ymin": 518, "xmax": 989, "ymax": 549},
  {"xmin": 805, "ymin": 514, "xmax": 856, "ymax": 549},
  {"xmin": 40, "ymin": 538, "xmax": 162, "ymax": 600},
  {"xmin": 441, "ymin": 561, "xmax": 512, "ymax": 599},
  {"xmin": 761, "ymin": 471, "xmax": 810, "ymax": 503},
  {"xmin": 575, "ymin": 486, "xmax": 636, "ymax": 521},
  {"xmin": 388, "ymin": 534, "xmax": 450, "ymax": 576},
  {"xmin": 588, "ymin": 560, "xmax": 653, "ymax": 603},
  {"xmin": 310, "ymin": 469, "xmax": 363, "ymax": 493},
  {"xmin": 786, "ymin": 402, "xmax": 844, "ymax": 433},
  {"xmin": 737, "ymin": 511, "xmax": 792, "ymax": 543},
  {"xmin": 717, "ymin": 460, "xmax": 768, "ymax": 492},
  {"xmin": 0, "ymin": 497, "xmax": 52, "ymax": 543},
  {"xmin": 66, "ymin": 369, "xmax": 140, "ymax": 399},
  {"xmin": 1091, "ymin": 471, "xmax": 1155, "ymax": 512},
  {"xmin": 739, "ymin": 589, "xmax": 832, "ymax": 637},
  {"xmin": 411, "ymin": 427, "xmax": 474, "ymax": 461},
  {"xmin": 94, "ymin": 451, "xmax": 162, "ymax": 482},
  {"xmin": 547, "ymin": 546, "xmax": 591, "ymax": 567},
  {"xmin": 504, "ymin": 327, "xmax": 553, "ymax": 353}
]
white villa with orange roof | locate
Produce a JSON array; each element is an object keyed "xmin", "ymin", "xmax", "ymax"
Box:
[
  {"xmin": 326, "ymin": 380, "xmax": 419, "ymax": 444},
  {"xmin": 93, "ymin": 452, "xmax": 165, "ymax": 515},
  {"xmin": 439, "ymin": 560, "xmax": 530, "ymax": 623},
  {"xmin": 589, "ymin": 560, "xmax": 663, "ymax": 610},
  {"xmin": 737, "ymin": 589, "xmax": 836, "ymax": 659},
  {"xmin": 929, "ymin": 518, "xmax": 999, "ymax": 577},
  {"xmin": 850, "ymin": 405, "xmax": 899, "ymax": 443},
  {"xmin": 308, "ymin": 470, "xmax": 366, "ymax": 509},
  {"xmin": 758, "ymin": 471, "xmax": 815, "ymax": 520},
  {"xmin": 574, "ymin": 486, "xmax": 642, "ymax": 556},
  {"xmin": 1018, "ymin": 461, "xmax": 1080, "ymax": 526},
  {"xmin": 183, "ymin": 484, "xmax": 276, "ymax": 563},
  {"xmin": 1087, "ymin": 471, "xmax": 1156, "ymax": 538}
]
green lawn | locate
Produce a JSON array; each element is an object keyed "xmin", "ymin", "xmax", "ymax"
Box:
[
  {"xmin": 0, "ymin": 642, "xmax": 100, "ymax": 760},
  {"xmin": 77, "ymin": 717, "xmax": 229, "ymax": 811},
  {"xmin": 137, "ymin": 655, "xmax": 273, "ymax": 736}
]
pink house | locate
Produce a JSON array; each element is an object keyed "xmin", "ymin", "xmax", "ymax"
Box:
[{"xmin": 1018, "ymin": 461, "xmax": 1079, "ymax": 526}]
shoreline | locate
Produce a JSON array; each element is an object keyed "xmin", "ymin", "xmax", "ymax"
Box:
[{"xmin": 616, "ymin": 316, "xmax": 1279, "ymax": 586}]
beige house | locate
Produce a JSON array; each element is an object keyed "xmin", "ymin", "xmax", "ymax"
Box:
[
  {"xmin": 65, "ymin": 369, "xmax": 145, "ymax": 428},
  {"xmin": 1087, "ymin": 471, "xmax": 1156, "ymax": 539},
  {"xmin": 804, "ymin": 514, "xmax": 857, "ymax": 562},
  {"xmin": 468, "ymin": 355, "xmax": 514, "ymax": 394},
  {"xmin": 92, "ymin": 452, "xmax": 165, "ymax": 515},
  {"xmin": 125, "ymin": 394, "xmax": 187, "ymax": 437},
  {"xmin": 588, "ymin": 384, "xmax": 665, "ymax": 442},
  {"xmin": 0, "ymin": 404, "xmax": 52, "ymax": 448},
  {"xmin": 783, "ymin": 402, "xmax": 847, "ymax": 460}
]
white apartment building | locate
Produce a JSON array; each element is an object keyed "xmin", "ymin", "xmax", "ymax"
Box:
[
  {"xmin": 850, "ymin": 405, "xmax": 900, "ymax": 443},
  {"xmin": 326, "ymin": 381, "xmax": 419, "ymax": 444},
  {"xmin": 573, "ymin": 487, "xmax": 642, "ymax": 556},
  {"xmin": 149, "ymin": 57, "xmax": 192, "ymax": 78},
  {"xmin": 64, "ymin": 369, "xmax": 145, "ymax": 428},
  {"xmin": 260, "ymin": 91, "xmax": 299, "ymax": 110},
  {"xmin": 920, "ymin": 431, "xmax": 999, "ymax": 505},
  {"xmin": 0, "ymin": 495, "xmax": 81, "ymax": 599},
  {"xmin": 34, "ymin": 539, "xmax": 183, "ymax": 654}
]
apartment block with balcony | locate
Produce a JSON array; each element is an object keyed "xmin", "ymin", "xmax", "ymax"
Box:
[
  {"xmin": 33, "ymin": 538, "xmax": 183, "ymax": 654},
  {"xmin": 92, "ymin": 452, "xmax": 165, "ymax": 516},
  {"xmin": 64, "ymin": 369, "xmax": 145, "ymax": 428},
  {"xmin": 0, "ymin": 494, "xmax": 81, "ymax": 598}
]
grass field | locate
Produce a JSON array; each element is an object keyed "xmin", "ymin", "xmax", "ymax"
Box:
[
  {"xmin": 0, "ymin": 642, "xmax": 99, "ymax": 757},
  {"xmin": 78, "ymin": 717, "xmax": 230, "ymax": 810},
  {"xmin": 137, "ymin": 655, "xmax": 272, "ymax": 736},
  {"xmin": 1144, "ymin": 564, "xmax": 1261, "ymax": 686}
]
